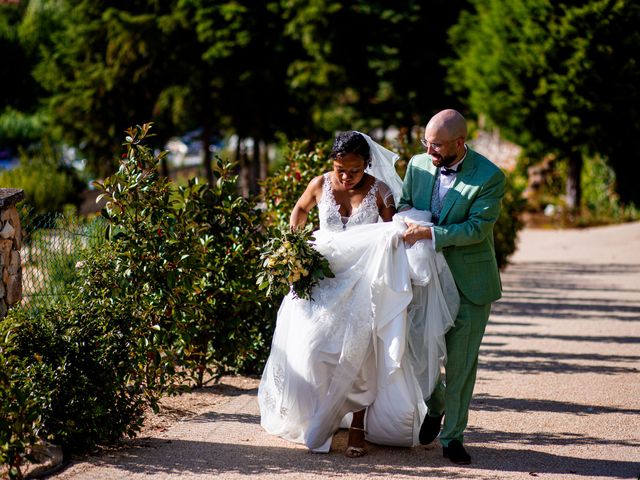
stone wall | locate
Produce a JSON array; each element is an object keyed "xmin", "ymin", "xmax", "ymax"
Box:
[{"xmin": 0, "ymin": 188, "xmax": 24, "ymax": 318}]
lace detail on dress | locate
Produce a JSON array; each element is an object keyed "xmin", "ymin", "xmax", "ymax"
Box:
[{"xmin": 318, "ymin": 173, "xmax": 381, "ymax": 232}]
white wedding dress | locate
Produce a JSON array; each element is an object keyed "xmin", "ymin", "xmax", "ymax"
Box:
[{"xmin": 258, "ymin": 174, "xmax": 459, "ymax": 452}]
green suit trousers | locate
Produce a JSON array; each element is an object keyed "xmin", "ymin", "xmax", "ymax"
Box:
[{"xmin": 426, "ymin": 293, "xmax": 491, "ymax": 446}]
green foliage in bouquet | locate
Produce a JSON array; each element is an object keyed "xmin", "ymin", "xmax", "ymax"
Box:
[{"xmin": 258, "ymin": 224, "xmax": 334, "ymax": 301}]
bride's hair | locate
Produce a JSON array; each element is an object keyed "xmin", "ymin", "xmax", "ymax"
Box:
[{"xmin": 330, "ymin": 131, "xmax": 371, "ymax": 162}]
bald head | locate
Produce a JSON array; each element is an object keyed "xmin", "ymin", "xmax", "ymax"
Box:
[
  {"xmin": 426, "ymin": 109, "xmax": 467, "ymax": 140},
  {"xmin": 423, "ymin": 109, "xmax": 468, "ymax": 168}
]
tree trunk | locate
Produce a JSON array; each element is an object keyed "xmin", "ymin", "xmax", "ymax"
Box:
[
  {"xmin": 160, "ymin": 154, "xmax": 170, "ymax": 178},
  {"xmin": 259, "ymin": 140, "xmax": 269, "ymax": 183},
  {"xmin": 153, "ymin": 135, "xmax": 169, "ymax": 177},
  {"xmin": 251, "ymin": 137, "xmax": 261, "ymax": 195},
  {"xmin": 565, "ymin": 150, "xmax": 583, "ymax": 212},
  {"xmin": 235, "ymin": 136, "xmax": 242, "ymax": 170},
  {"xmin": 237, "ymin": 137, "xmax": 250, "ymax": 197},
  {"xmin": 202, "ymin": 125, "xmax": 214, "ymax": 185},
  {"xmin": 406, "ymin": 127, "xmax": 413, "ymax": 146}
]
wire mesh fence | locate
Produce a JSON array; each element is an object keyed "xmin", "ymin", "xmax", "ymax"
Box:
[{"xmin": 18, "ymin": 205, "xmax": 107, "ymax": 311}]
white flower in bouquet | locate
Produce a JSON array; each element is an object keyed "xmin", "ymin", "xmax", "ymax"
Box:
[{"xmin": 257, "ymin": 224, "xmax": 334, "ymax": 301}]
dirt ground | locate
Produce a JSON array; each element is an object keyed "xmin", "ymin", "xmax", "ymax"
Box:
[
  {"xmin": 46, "ymin": 221, "xmax": 640, "ymax": 480},
  {"xmin": 136, "ymin": 377, "xmax": 262, "ymax": 438}
]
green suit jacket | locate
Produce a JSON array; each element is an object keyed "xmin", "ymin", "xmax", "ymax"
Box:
[{"xmin": 399, "ymin": 148, "xmax": 505, "ymax": 305}]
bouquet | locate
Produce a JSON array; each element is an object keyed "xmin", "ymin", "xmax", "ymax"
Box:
[{"xmin": 257, "ymin": 224, "xmax": 334, "ymax": 301}]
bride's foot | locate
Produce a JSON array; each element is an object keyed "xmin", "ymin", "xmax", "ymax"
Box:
[{"xmin": 345, "ymin": 426, "xmax": 367, "ymax": 458}]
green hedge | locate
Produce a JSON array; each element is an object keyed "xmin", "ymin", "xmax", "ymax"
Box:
[
  {"xmin": 0, "ymin": 328, "xmax": 42, "ymax": 480},
  {"xmin": 494, "ymin": 171, "xmax": 526, "ymax": 269},
  {"xmin": 0, "ymin": 124, "xmax": 274, "ymax": 477},
  {"xmin": 2, "ymin": 302, "xmax": 148, "ymax": 454}
]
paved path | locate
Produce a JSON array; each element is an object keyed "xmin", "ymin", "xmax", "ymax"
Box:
[{"xmin": 53, "ymin": 223, "xmax": 640, "ymax": 480}]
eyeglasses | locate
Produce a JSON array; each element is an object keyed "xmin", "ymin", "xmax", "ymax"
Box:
[{"xmin": 420, "ymin": 138, "xmax": 459, "ymax": 152}]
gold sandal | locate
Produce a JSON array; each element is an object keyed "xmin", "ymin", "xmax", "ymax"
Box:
[{"xmin": 345, "ymin": 426, "xmax": 367, "ymax": 458}]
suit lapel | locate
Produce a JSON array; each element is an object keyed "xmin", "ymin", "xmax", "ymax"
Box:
[{"xmin": 438, "ymin": 151, "xmax": 478, "ymax": 223}]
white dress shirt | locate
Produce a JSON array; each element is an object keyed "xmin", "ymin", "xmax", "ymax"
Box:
[{"xmin": 430, "ymin": 145, "xmax": 468, "ymax": 248}]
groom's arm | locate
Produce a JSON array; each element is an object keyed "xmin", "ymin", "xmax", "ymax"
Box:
[
  {"xmin": 400, "ymin": 158, "xmax": 436, "ymax": 245},
  {"xmin": 397, "ymin": 158, "xmax": 415, "ymax": 212}
]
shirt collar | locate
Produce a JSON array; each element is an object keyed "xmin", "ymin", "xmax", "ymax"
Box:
[{"xmin": 442, "ymin": 144, "xmax": 467, "ymax": 173}]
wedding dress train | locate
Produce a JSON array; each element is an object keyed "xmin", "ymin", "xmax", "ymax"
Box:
[{"xmin": 258, "ymin": 174, "xmax": 459, "ymax": 451}]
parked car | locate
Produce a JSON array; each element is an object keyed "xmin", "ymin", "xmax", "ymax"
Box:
[
  {"xmin": 165, "ymin": 128, "xmax": 224, "ymax": 167},
  {"xmin": 0, "ymin": 146, "xmax": 19, "ymax": 171}
]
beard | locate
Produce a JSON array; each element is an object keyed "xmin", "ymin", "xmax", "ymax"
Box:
[{"xmin": 430, "ymin": 151, "xmax": 458, "ymax": 168}]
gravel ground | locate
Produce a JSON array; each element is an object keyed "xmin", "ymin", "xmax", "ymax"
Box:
[{"xmin": 50, "ymin": 222, "xmax": 640, "ymax": 480}]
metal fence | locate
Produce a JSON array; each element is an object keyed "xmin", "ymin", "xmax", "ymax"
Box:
[{"xmin": 19, "ymin": 206, "xmax": 107, "ymax": 311}]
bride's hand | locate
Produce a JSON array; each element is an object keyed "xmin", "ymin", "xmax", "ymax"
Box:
[{"xmin": 403, "ymin": 223, "xmax": 432, "ymax": 246}]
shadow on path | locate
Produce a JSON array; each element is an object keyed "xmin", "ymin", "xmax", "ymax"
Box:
[
  {"xmin": 471, "ymin": 394, "xmax": 640, "ymax": 417},
  {"xmin": 494, "ymin": 262, "xmax": 640, "ymax": 323},
  {"xmin": 484, "ymin": 332, "xmax": 640, "ymax": 344},
  {"xmin": 82, "ymin": 437, "xmax": 639, "ymax": 480},
  {"xmin": 477, "ymin": 348, "xmax": 639, "ymax": 375}
]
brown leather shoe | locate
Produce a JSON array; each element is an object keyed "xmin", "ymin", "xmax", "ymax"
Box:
[{"xmin": 443, "ymin": 440, "xmax": 471, "ymax": 464}]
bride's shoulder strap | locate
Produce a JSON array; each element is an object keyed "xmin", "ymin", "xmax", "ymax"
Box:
[
  {"xmin": 317, "ymin": 172, "xmax": 332, "ymax": 199},
  {"xmin": 375, "ymin": 180, "xmax": 395, "ymax": 208}
]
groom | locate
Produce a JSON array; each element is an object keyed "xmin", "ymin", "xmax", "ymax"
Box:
[{"xmin": 399, "ymin": 109, "xmax": 505, "ymax": 464}]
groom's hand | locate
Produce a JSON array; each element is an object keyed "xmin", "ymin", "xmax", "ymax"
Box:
[{"xmin": 403, "ymin": 223, "xmax": 432, "ymax": 246}]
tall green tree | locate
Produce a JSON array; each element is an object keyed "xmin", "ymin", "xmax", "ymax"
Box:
[
  {"xmin": 14, "ymin": 0, "xmax": 472, "ymax": 186},
  {"xmin": 25, "ymin": 0, "xmax": 312, "ymax": 186},
  {"xmin": 448, "ymin": 0, "xmax": 640, "ymax": 208},
  {"xmin": 31, "ymin": 0, "xmax": 183, "ymax": 177},
  {"xmin": 174, "ymin": 0, "xmax": 310, "ymax": 192},
  {"xmin": 282, "ymin": 1, "xmax": 467, "ymax": 138},
  {"xmin": 0, "ymin": 1, "xmax": 46, "ymax": 147}
]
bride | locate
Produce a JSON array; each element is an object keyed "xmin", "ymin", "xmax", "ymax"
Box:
[{"xmin": 258, "ymin": 131, "xmax": 459, "ymax": 457}]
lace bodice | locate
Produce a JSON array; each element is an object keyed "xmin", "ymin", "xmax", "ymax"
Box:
[{"xmin": 318, "ymin": 173, "xmax": 381, "ymax": 232}]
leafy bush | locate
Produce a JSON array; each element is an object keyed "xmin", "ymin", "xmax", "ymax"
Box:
[
  {"xmin": 0, "ymin": 327, "xmax": 43, "ymax": 480},
  {"xmin": 93, "ymin": 123, "xmax": 271, "ymax": 384},
  {"xmin": 2, "ymin": 301, "xmax": 148, "ymax": 456},
  {"xmin": 517, "ymin": 153, "xmax": 639, "ymax": 227},
  {"xmin": 494, "ymin": 171, "xmax": 527, "ymax": 269},
  {"xmin": 1, "ymin": 123, "xmax": 276, "ymax": 477},
  {"xmin": 0, "ymin": 144, "xmax": 81, "ymax": 215},
  {"xmin": 577, "ymin": 154, "xmax": 639, "ymax": 226}
]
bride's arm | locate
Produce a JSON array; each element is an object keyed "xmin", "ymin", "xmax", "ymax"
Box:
[{"xmin": 290, "ymin": 175, "xmax": 323, "ymax": 230}]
